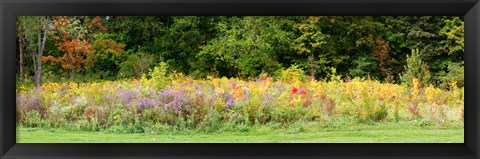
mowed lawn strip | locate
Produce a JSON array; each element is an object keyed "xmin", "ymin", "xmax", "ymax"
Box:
[{"xmin": 17, "ymin": 124, "xmax": 463, "ymax": 143}]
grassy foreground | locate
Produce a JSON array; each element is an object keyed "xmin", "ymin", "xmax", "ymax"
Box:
[{"xmin": 17, "ymin": 122, "xmax": 464, "ymax": 143}]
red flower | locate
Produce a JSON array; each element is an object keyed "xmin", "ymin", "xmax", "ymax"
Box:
[
  {"xmin": 300, "ymin": 89, "xmax": 307, "ymax": 98},
  {"xmin": 291, "ymin": 87, "xmax": 298, "ymax": 94},
  {"xmin": 300, "ymin": 89, "xmax": 306, "ymax": 95}
]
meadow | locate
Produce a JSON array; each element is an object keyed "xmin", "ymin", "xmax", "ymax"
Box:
[
  {"xmin": 16, "ymin": 16, "xmax": 465, "ymax": 143},
  {"xmin": 16, "ymin": 64, "xmax": 464, "ymax": 143}
]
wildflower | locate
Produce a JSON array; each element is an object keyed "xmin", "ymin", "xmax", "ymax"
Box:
[
  {"xmin": 291, "ymin": 87, "xmax": 298, "ymax": 94},
  {"xmin": 294, "ymin": 80, "xmax": 303, "ymax": 88},
  {"xmin": 119, "ymin": 88, "xmax": 139, "ymax": 103},
  {"xmin": 224, "ymin": 92, "xmax": 235, "ymax": 108},
  {"xmin": 234, "ymin": 89, "xmax": 243, "ymax": 101},
  {"xmin": 174, "ymin": 106, "xmax": 180, "ymax": 115},
  {"xmin": 194, "ymin": 90, "xmax": 205, "ymax": 106},
  {"xmin": 137, "ymin": 97, "xmax": 158, "ymax": 109},
  {"xmin": 242, "ymin": 87, "xmax": 251, "ymax": 100},
  {"xmin": 411, "ymin": 78, "xmax": 420, "ymax": 99},
  {"xmin": 263, "ymin": 92, "xmax": 271, "ymax": 107},
  {"xmin": 226, "ymin": 99, "xmax": 235, "ymax": 108},
  {"xmin": 26, "ymin": 94, "xmax": 41, "ymax": 110},
  {"xmin": 73, "ymin": 95, "xmax": 88, "ymax": 107},
  {"xmin": 231, "ymin": 82, "xmax": 238, "ymax": 89},
  {"xmin": 299, "ymin": 88, "xmax": 306, "ymax": 96}
]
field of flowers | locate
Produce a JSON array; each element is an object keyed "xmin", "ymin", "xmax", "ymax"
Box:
[{"xmin": 16, "ymin": 67, "xmax": 464, "ymax": 133}]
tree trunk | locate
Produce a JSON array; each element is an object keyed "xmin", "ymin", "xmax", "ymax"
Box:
[
  {"xmin": 27, "ymin": 17, "xmax": 37, "ymax": 84},
  {"xmin": 309, "ymin": 54, "xmax": 316, "ymax": 78},
  {"xmin": 18, "ymin": 28, "xmax": 25, "ymax": 82},
  {"xmin": 35, "ymin": 18, "xmax": 42, "ymax": 88},
  {"xmin": 35, "ymin": 16, "xmax": 49, "ymax": 89}
]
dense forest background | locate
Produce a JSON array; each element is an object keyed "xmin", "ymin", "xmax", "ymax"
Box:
[{"xmin": 16, "ymin": 16, "xmax": 464, "ymax": 89}]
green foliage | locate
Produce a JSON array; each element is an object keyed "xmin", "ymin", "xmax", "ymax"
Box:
[
  {"xmin": 439, "ymin": 62, "xmax": 464, "ymax": 88},
  {"xmin": 349, "ymin": 56, "xmax": 378, "ymax": 78},
  {"xmin": 275, "ymin": 64, "xmax": 307, "ymax": 82},
  {"xmin": 140, "ymin": 61, "xmax": 172, "ymax": 90},
  {"xmin": 88, "ymin": 33, "xmax": 126, "ymax": 79},
  {"xmin": 155, "ymin": 16, "xmax": 218, "ymax": 74},
  {"xmin": 400, "ymin": 49, "xmax": 431, "ymax": 87},
  {"xmin": 21, "ymin": 111, "xmax": 45, "ymax": 127},
  {"xmin": 198, "ymin": 17, "xmax": 289, "ymax": 78},
  {"xmin": 439, "ymin": 17, "xmax": 464, "ymax": 55},
  {"xmin": 354, "ymin": 99, "xmax": 388, "ymax": 122},
  {"xmin": 106, "ymin": 16, "xmax": 166, "ymax": 54},
  {"xmin": 293, "ymin": 16, "xmax": 329, "ymax": 77},
  {"xmin": 119, "ymin": 53, "xmax": 157, "ymax": 79},
  {"xmin": 16, "ymin": 16, "xmax": 464, "ymax": 87},
  {"xmin": 198, "ymin": 110, "xmax": 223, "ymax": 132},
  {"xmin": 327, "ymin": 67, "xmax": 342, "ymax": 82}
]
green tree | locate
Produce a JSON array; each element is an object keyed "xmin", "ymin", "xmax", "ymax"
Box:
[
  {"xmin": 154, "ymin": 16, "xmax": 220, "ymax": 75},
  {"xmin": 18, "ymin": 16, "xmax": 50, "ymax": 88},
  {"xmin": 293, "ymin": 16, "xmax": 328, "ymax": 78},
  {"xmin": 106, "ymin": 16, "xmax": 167, "ymax": 54},
  {"xmin": 383, "ymin": 16, "xmax": 461, "ymax": 85},
  {"xmin": 88, "ymin": 32, "xmax": 127, "ymax": 79},
  {"xmin": 400, "ymin": 48, "xmax": 431, "ymax": 87},
  {"xmin": 439, "ymin": 17, "xmax": 464, "ymax": 55},
  {"xmin": 198, "ymin": 16, "xmax": 290, "ymax": 78}
]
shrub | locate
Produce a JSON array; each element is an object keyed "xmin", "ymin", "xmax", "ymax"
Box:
[
  {"xmin": 119, "ymin": 53, "xmax": 157, "ymax": 79},
  {"xmin": 355, "ymin": 99, "xmax": 388, "ymax": 122},
  {"xmin": 275, "ymin": 64, "xmax": 307, "ymax": 82},
  {"xmin": 198, "ymin": 110, "xmax": 223, "ymax": 132},
  {"xmin": 439, "ymin": 62, "xmax": 464, "ymax": 89},
  {"xmin": 400, "ymin": 48, "xmax": 431, "ymax": 88},
  {"xmin": 140, "ymin": 62, "xmax": 172, "ymax": 90}
]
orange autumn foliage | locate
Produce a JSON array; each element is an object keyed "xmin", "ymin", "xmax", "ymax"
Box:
[
  {"xmin": 43, "ymin": 39, "xmax": 94, "ymax": 71},
  {"xmin": 43, "ymin": 16, "xmax": 120, "ymax": 73}
]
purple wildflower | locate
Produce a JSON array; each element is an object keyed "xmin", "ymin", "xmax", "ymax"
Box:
[
  {"xmin": 274, "ymin": 84, "xmax": 286, "ymax": 90},
  {"xmin": 16, "ymin": 93, "xmax": 25, "ymax": 106},
  {"xmin": 118, "ymin": 88, "xmax": 140, "ymax": 107},
  {"xmin": 102, "ymin": 94, "xmax": 114, "ymax": 101},
  {"xmin": 263, "ymin": 92, "xmax": 271, "ymax": 107},
  {"xmin": 224, "ymin": 92, "xmax": 235, "ymax": 108},
  {"xmin": 136, "ymin": 97, "xmax": 158, "ymax": 109},
  {"xmin": 174, "ymin": 107, "xmax": 180, "ymax": 115},
  {"xmin": 26, "ymin": 94, "xmax": 41, "ymax": 110}
]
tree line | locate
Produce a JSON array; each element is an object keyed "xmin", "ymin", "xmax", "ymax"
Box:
[{"xmin": 16, "ymin": 16, "xmax": 464, "ymax": 88}]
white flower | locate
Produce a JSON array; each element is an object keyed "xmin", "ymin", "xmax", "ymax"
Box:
[{"xmin": 74, "ymin": 95, "xmax": 88, "ymax": 107}]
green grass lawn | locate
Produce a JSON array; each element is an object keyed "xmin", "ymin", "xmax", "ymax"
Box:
[{"xmin": 17, "ymin": 121, "xmax": 464, "ymax": 143}]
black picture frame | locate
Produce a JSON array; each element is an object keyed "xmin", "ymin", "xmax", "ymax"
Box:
[{"xmin": 1, "ymin": 0, "xmax": 479, "ymax": 159}]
